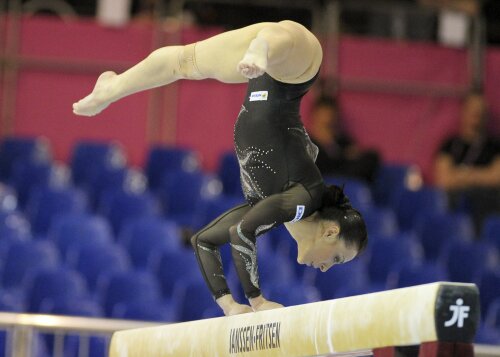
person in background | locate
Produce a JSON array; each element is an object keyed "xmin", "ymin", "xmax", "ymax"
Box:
[
  {"xmin": 434, "ymin": 91, "xmax": 500, "ymax": 232},
  {"xmin": 418, "ymin": 0, "xmax": 480, "ymax": 16},
  {"xmin": 309, "ymin": 96, "xmax": 380, "ymax": 183}
]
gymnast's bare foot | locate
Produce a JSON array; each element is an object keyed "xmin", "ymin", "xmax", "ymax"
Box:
[
  {"xmin": 237, "ymin": 38, "xmax": 268, "ymax": 79},
  {"xmin": 73, "ymin": 71, "xmax": 117, "ymax": 116}
]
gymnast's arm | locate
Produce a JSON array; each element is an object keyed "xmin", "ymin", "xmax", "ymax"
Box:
[{"xmin": 229, "ymin": 184, "xmax": 314, "ymax": 311}]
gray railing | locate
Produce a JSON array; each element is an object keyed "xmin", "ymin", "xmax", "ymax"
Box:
[{"xmin": 0, "ymin": 312, "xmax": 162, "ymax": 357}]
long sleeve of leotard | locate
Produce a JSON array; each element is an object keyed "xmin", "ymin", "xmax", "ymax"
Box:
[
  {"xmin": 229, "ymin": 183, "xmax": 317, "ymax": 299},
  {"xmin": 192, "ymin": 183, "xmax": 321, "ymax": 301},
  {"xmin": 191, "ymin": 203, "xmax": 250, "ymax": 300}
]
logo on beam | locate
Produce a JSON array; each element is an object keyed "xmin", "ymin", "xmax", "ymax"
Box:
[
  {"xmin": 229, "ymin": 322, "xmax": 281, "ymax": 354},
  {"xmin": 444, "ymin": 298, "xmax": 470, "ymax": 328}
]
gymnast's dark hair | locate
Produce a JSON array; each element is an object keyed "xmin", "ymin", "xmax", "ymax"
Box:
[{"xmin": 318, "ymin": 185, "xmax": 368, "ymax": 255}]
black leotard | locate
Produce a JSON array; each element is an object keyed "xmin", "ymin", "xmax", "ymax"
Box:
[
  {"xmin": 191, "ymin": 72, "xmax": 326, "ymax": 300},
  {"xmin": 235, "ymin": 72, "xmax": 324, "ymax": 206}
]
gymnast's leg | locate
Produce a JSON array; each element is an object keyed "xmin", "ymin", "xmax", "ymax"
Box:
[
  {"xmin": 190, "ymin": 203, "xmax": 252, "ymax": 316},
  {"xmin": 72, "ymin": 21, "xmax": 322, "ymax": 116}
]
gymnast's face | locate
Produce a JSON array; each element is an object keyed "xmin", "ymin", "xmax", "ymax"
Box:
[{"xmin": 296, "ymin": 221, "xmax": 357, "ymax": 272}]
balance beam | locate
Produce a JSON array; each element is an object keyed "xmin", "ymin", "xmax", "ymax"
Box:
[{"xmin": 108, "ymin": 282, "xmax": 479, "ymax": 357}]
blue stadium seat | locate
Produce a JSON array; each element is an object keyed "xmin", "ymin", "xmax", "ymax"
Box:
[
  {"xmin": 9, "ymin": 160, "xmax": 68, "ymax": 208},
  {"xmin": 394, "ymin": 186, "xmax": 448, "ymax": 231},
  {"xmin": 0, "ymin": 210, "xmax": 31, "ymax": 240},
  {"xmin": 98, "ymin": 270, "xmax": 162, "ymax": 316},
  {"xmin": 119, "ymin": 216, "xmax": 182, "ymax": 268},
  {"xmin": 388, "ymin": 261, "xmax": 448, "ymax": 289},
  {"xmin": 225, "ymin": 267, "xmax": 247, "ymax": 303},
  {"xmin": 477, "ymin": 268, "xmax": 500, "ymax": 319},
  {"xmin": 83, "ymin": 166, "xmax": 128, "ymax": 208},
  {"xmin": 39, "ymin": 296, "xmax": 106, "ymax": 357},
  {"xmin": 485, "ymin": 298, "xmax": 500, "ymax": 330},
  {"xmin": 415, "ymin": 212, "xmax": 475, "ymax": 261},
  {"xmin": 333, "ymin": 284, "xmax": 385, "ymax": 299},
  {"xmin": 0, "ymin": 183, "xmax": 18, "ymax": 213},
  {"xmin": 264, "ymin": 282, "xmax": 321, "ymax": 306},
  {"xmin": 146, "ymin": 146, "xmax": 200, "ymax": 191},
  {"xmin": 324, "ymin": 176, "xmax": 374, "ymax": 211},
  {"xmin": 64, "ymin": 336, "xmax": 107, "ymax": 357},
  {"xmin": 270, "ymin": 227, "xmax": 316, "ymax": 280},
  {"xmin": 44, "ymin": 334, "xmax": 106, "ymax": 357},
  {"xmin": 311, "ymin": 258, "xmax": 368, "ymax": 300},
  {"xmin": 195, "ymin": 195, "xmax": 246, "ymax": 230},
  {"xmin": 171, "ymin": 277, "xmax": 214, "ymax": 322},
  {"xmin": 267, "ymin": 223, "xmax": 290, "ymax": 251},
  {"xmin": 0, "ymin": 289, "xmax": 25, "ymax": 312},
  {"xmin": 26, "ymin": 186, "xmax": 88, "ymax": 235},
  {"xmin": 360, "ymin": 206, "xmax": 399, "ymax": 236},
  {"xmin": 26, "ymin": 267, "xmax": 88, "ymax": 313},
  {"xmin": 216, "ymin": 152, "xmax": 242, "ymax": 197},
  {"xmin": 373, "ymin": 164, "xmax": 421, "ymax": 206},
  {"xmin": 69, "ymin": 242, "xmax": 130, "ymax": 292},
  {"xmin": 39, "ymin": 296, "xmax": 103, "ymax": 317},
  {"xmin": 475, "ymin": 325, "xmax": 500, "ymax": 345},
  {"xmin": 99, "ymin": 189, "xmax": 159, "ymax": 234},
  {"xmin": 70, "ymin": 141, "xmax": 126, "ymax": 187},
  {"xmin": 87, "ymin": 167, "xmax": 147, "ymax": 210},
  {"xmin": 0, "ymin": 136, "xmax": 51, "ymax": 181},
  {"xmin": 256, "ymin": 251, "xmax": 295, "ymax": 291},
  {"xmin": 0, "ymin": 239, "xmax": 13, "ymax": 276},
  {"xmin": 367, "ymin": 233, "xmax": 423, "ymax": 284},
  {"xmin": 202, "ymin": 306, "xmax": 225, "ymax": 319},
  {"xmin": 159, "ymin": 171, "xmax": 221, "ymax": 227},
  {"xmin": 151, "ymin": 249, "xmax": 200, "ymax": 298},
  {"xmin": 112, "ymin": 300, "xmax": 174, "ymax": 322},
  {"xmin": 442, "ymin": 241, "xmax": 496, "ymax": 283},
  {"xmin": 482, "ymin": 215, "xmax": 500, "ymax": 252},
  {"xmin": 48, "ymin": 213, "xmax": 113, "ymax": 259},
  {"xmin": 2, "ymin": 240, "xmax": 59, "ymax": 289}
]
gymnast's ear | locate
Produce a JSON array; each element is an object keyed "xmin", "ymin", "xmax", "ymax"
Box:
[{"xmin": 323, "ymin": 222, "xmax": 340, "ymax": 243}]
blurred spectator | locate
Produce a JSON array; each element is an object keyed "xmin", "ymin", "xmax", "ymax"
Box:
[
  {"xmin": 418, "ymin": 0, "xmax": 480, "ymax": 16},
  {"xmin": 131, "ymin": 0, "xmax": 161, "ymax": 22},
  {"xmin": 339, "ymin": 0, "xmax": 437, "ymax": 42},
  {"xmin": 22, "ymin": 0, "xmax": 77, "ymax": 18},
  {"xmin": 483, "ymin": 0, "xmax": 500, "ymax": 45},
  {"xmin": 417, "ymin": 0, "xmax": 500, "ymax": 46},
  {"xmin": 309, "ymin": 96, "xmax": 380, "ymax": 183},
  {"xmin": 418, "ymin": 0, "xmax": 479, "ymax": 47},
  {"xmin": 434, "ymin": 91, "xmax": 500, "ymax": 231}
]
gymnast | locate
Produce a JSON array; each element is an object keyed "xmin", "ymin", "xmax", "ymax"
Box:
[{"xmin": 73, "ymin": 20, "xmax": 368, "ymax": 316}]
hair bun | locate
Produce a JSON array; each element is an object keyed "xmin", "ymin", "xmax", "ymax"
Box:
[{"xmin": 323, "ymin": 184, "xmax": 352, "ymax": 209}]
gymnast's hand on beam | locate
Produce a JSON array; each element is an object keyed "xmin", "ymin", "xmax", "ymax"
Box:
[
  {"xmin": 216, "ymin": 294, "xmax": 253, "ymax": 316},
  {"xmin": 249, "ymin": 295, "xmax": 284, "ymax": 312},
  {"xmin": 225, "ymin": 303, "xmax": 254, "ymax": 316}
]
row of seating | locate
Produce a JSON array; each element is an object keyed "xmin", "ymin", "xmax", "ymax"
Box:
[
  {"xmin": 2, "ymin": 137, "xmax": 500, "ymax": 237},
  {"xmin": 0, "ymin": 137, "xmax": 499, "ymax": 350},
  {"xmin": 21, "ymin": 172, "xmax": 499, "ymax": 245}
]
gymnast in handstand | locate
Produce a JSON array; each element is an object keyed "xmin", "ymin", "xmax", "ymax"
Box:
[{"xmin": 73, "ymin": 20, "xmax": 368, "ymax": 316}]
